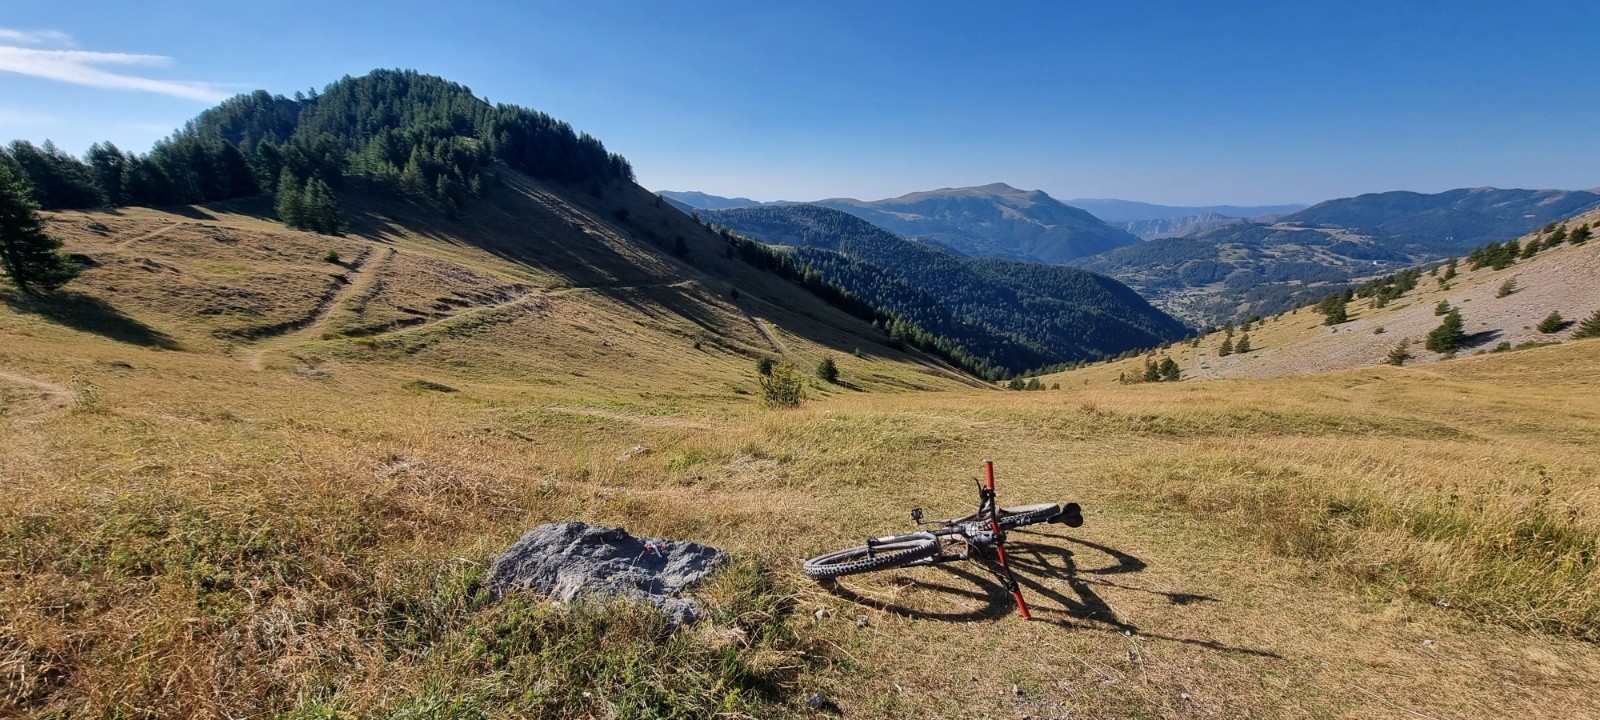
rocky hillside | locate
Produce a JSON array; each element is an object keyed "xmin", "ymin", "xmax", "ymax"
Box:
[{"xmin": 1053, "ymin": 206, "xmax": 1600, "ymax": 384}]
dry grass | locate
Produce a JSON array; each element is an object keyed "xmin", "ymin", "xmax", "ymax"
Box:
[{"xmin": 3, "ymin": 187, "xmax": 1600, "ymax": 718}]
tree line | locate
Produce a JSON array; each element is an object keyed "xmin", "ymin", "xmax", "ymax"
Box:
[{"xmin": 0, "ymin": 70, "xmax": 634, "ymax": 235}]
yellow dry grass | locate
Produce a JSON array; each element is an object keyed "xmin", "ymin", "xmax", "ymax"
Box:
[{"xmin": 3, "ymin": 187, "xmax": 1599, "ymax": 718}]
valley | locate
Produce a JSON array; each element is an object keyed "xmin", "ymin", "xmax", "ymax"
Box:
[{"xmin": 1, "ymin": 64, "xmax": 1597, "ymax": 720}]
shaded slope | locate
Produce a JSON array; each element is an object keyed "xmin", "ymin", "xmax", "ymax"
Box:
[{"xmin": 704, "ymin": 204, "xmax": 1187, "ymax": 372}]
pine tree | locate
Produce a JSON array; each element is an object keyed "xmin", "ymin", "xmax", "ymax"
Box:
[
  {"xmin": 1235, "ymin": 333, "xmax": 1252, "ymax": 353},
  {"xmin": 1157, "ymin": 356, "xmax": 1180, "ymax": 381},
  {"xmin": 1142, "ymin": 357, "xmax": 1160, "ymax": 382},
  {"xmin": 1571, "ymin": 224, "xmax": 1592, "ymax": 246},
  {"xmin": 1537, "ymin": 311, "xmax": 1566, "ymax": 334},
  {"xmin": 816, "ymin": 355, "xmax": 838, "ymax": 383},
  {"xmin": 1546, "ymin": 226, "xmax": 1568, "ymax": 247},
  {"xmin": 1574, "ymin": 309, "xmax": 1600, "ymax": 339},
  {"xmin": 302, "ymin": 178, "xmax": 343, "ymax": 234},
  {"xmin": 1435, "ymin": 300, "xmax": 1451, "ymax": 316},
  {"xmin": 1520, "ymin": 238, "xmax": 1541, "ymax": 259},
  {"xmin": 0, "ymin": 163, "xmax": 80, "ymax": 293},
  {"xmin": 275, "ymin": 171, "xmax": 305, "ymax": 227},
  {"xmin": 1426, "ymin": 309, "xmax": 1466, "ymax": 354},
  {"xmin": 1218, "ymin": 337, "xmax": 1233, "ymax": 356}
]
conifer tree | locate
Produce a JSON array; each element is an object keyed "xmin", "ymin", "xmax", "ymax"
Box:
[
  {"xmin": 1218, "ymin": 337, "xmax": 1233, "ymax": 356},
  {"xmin": 1434, "ymin": 300, "xmax": 1451, "ymax": 316},
  {"xmin": 0, "ymin": 163, "xmax": 80, "ymax": 293},
  {"xmin": 1537, "ymin": 311, "xmax": 1566, "ymax": 334},
  {"xmin": 1574, "ymin": 309, "xmax": 1600, "ymax": 339},
  {"xmin": 1426, "ymin": 309, "xmax": 1466, "ymax": 354},
  {"xmin": 275, "ymin": 170, "xmax": 305, "ymax": 227},
  {"xmin": 1157, "ymin": 356, "xmax": 1180, "ymax": 381},
  {"xmin": 1235, "ymin": 333, "xmax": 1252, "ymax": 353},
  {"xmin": 1571, "ymin": 224, "xmax": 1592, "ymax": 246},
  {"xmin": 816, "ymin": 355, "xmax": 838, "ymax": 383},
  {"xmin": 1142, "ymin": 357, "xmax": 1160, "ymax": 382},
  {"xmin": 302, "ymin": 178, "xmax": 343, "ymax": 234}
]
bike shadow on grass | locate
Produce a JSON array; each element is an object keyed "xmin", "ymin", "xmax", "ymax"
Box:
[{"xmin": 817, "ymin": 527, "xmax": 1280, "ymax": 659}]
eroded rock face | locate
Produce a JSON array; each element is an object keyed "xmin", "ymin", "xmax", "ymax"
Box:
[{"xmin": 485, "ymin": 522, "xmax": 728, "ymax": 624}]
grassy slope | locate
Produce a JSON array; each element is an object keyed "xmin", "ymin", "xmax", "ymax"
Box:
[{"xmin": 3, "ymin": 186, "xmax": 1600, "ymax": 718}]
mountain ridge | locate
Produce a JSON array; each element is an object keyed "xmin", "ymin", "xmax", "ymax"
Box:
[{"xmin": 702, "ymin": 203, "xmax": 1187, "ymax": 373}]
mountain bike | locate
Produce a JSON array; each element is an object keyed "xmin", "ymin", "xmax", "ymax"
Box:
[{"xmin": 802, "ymin": 461, "xmax": 1082, "ymax": 619}]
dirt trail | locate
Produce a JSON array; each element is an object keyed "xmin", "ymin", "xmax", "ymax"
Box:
[
  {"xmin": 237, "ymin": 246, "xmax": 394, "ymax": 370},
  {"xmin": 740, "ymin": 310, "xmax": 788, "ymax": 358},
  {"xmin": 115, "ymin": 222, "xmax": 182, "ymax": 249},
  {"xmin": 346, "ymin": 279, "xmax": 691, "ymax": 344}
]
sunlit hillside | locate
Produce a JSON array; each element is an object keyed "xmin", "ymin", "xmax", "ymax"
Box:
[
  {"xmin": 4, "ymin": 180, "xmax": 1600, "ymax": 717},
  {"xmin": 1048, "ymin": 207, "xmax": 1600, "ymax": 387}
]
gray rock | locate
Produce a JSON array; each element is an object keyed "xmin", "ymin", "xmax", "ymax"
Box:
[{"xmin": 485, "ymin": 521, "xmax": 728, "ymax": 624}]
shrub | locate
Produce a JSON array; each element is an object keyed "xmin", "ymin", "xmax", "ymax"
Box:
[
  {"xmin": 1537, "ymin": 311, "xmax": 1568, "ymax": 334},
  {"xmin": 1024, "ymin": 378, "xmax": 1043, "ymax": 390},
  {"xmin": 402, "ymin": 379, "xmax": 456, "ymax": 393},
  {"xmin": 323, "ymin": 249, "xmax": 341, "ymax": 264},
  {"xmin": 758, "ymin": 362, "xmax": 805, "ymax": 408},
  {"xmin": 1385, "ymin": 338, "xmax": 1412, "ymax": 366},
  {"xmin": 1571, "ymin": 224, "xmax": 1591, "ymax": 245},
  {"xmin": 1497, "ymin": 278, "xmax": 1517, "ymax": 298},
  {"xmin": 755, "ymin": 357, "xmax": 773, "ymax": 376},
  {"xmin": 1491, "ymin": 341, "xmax": 1512, "ymax": 353}
]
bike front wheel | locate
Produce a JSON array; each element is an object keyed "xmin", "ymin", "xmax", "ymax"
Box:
[{"xmin": 802, "ymin": 532, "xmax": 941, "ymax": 579}]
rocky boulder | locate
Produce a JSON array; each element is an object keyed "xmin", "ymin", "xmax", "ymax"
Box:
[{"xmin": 485, "ymin": 521, "xmax": 728, "ymax": 624}]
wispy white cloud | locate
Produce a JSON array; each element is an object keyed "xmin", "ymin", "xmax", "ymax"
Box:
[
  {"xmin": 0, "ymin": 28, "xmax": 228, "ymax": 102},
  {"xmin": 0, "ymin": 28, "xmax": 76, "ymax": 47}
]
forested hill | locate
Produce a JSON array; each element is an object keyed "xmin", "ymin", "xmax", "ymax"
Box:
[
  {"xmin": 0, "ymin": 70, "xmax": 632, "ymax": 218},
  {"xmin": 812, "ymin": 183, "xmax": 1140, "ymax": 263},
  {"xmin": 704, "ymin": 204, "xmax": 1189, "ymax": 372}
]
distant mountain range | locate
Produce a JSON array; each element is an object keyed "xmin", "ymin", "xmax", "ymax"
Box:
[
  {"xmin": 660, "ymin": 184, "xmax": 1142, "ymax": 263},
  {"xmin": 1064, "ymin": 198, "xmax": 1308, "ymax": 223},
  {"xmin": 1075, "ymin": 187, "xmax": 1600, "ymax": 324},
  {"xmin": 656, "ymin": 190, "xmax": 777, "ymax": 210},
  {"xmin": 809, "ymin": 183, "xmax": 1140, "ymax": 263},
  {"xmin": 702, "ymin": 204, "xmax": 1187, "ymax": 371}
]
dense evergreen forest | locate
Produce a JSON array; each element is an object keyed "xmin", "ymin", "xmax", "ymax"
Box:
[
  {"xmin": 703, "ymin": 204, "xmax": 1188, "ymax": 374},
  {"xmin": 0, "ymin": 70, "xmax": 633, "ymax": 230}
]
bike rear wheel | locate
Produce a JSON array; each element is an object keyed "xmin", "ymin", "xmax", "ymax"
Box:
[{"xmin": 802, "ymin": 532, "xmax": 941, "ymax": 579}]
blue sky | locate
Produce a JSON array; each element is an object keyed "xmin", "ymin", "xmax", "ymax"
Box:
[{"xmin": 0, "ymin": 1, "xmax": 1595, "ymax": 205}]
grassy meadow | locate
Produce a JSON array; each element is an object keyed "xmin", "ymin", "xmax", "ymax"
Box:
[{"xmin": 3, "ymin": 193, "xmax": 1600, "ymax": 718}]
